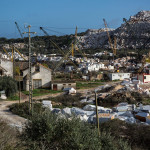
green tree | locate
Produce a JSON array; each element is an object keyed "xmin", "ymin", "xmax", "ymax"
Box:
[
  {"xmin": 22, "ymin": 110, "xmax": 131, "ymax": 150},
  {"xmin": 0, "ymin": 76, "xmax": 18, "ymax": 97}
]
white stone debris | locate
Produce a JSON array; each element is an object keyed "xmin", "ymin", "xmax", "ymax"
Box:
[
  {"xmin": 43, "ymin": 95, "xmax": 150, "ymax": 125},
  {"xmin": 63, "ymin": 87, "xmax": 76, "ymax": 94},
  {"xmin": 77, "ymin": 114, "xmax": 89, "ymax": 122},
  {"xmin": 42, "ymin": 100, "xmax": 53, "ymax": 110},
  {"xmin": 83, "ymin": 104, "xmax": 112, "ymax": 113},
  {"xmin": 0, "ymin": 91, "xmax": 7, "ymax": 100},
  {"xmin": 80, "ymin": 99, "xmax": 87, "ymax": 103},
  {"xmin": 61, "ymin": 107, "xmax": 72, "ymax": 116}
]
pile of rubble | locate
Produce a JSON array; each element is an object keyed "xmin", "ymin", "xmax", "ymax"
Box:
[
  {"xmin": 42, "ymin": 100, "xmax": 150, "ymax": 125},
  {"xmin": 121, "ymin": 78, "xmax": 150, "ymax": 97}
]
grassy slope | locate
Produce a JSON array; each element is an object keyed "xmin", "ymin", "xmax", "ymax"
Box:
[
  {"xmin": 22, "ymin": 89, "xmax": 62, "ymax": 97},
  {"xmin": 76, "ymin": 81, "xmax": 104, "ymax": 89}
]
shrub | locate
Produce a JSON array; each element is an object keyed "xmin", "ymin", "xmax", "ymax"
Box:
[
  {"xmin": 0, "ymin": 119, "xmax": 19, "ymax": 149},
  {"xmin": 101, "ymin": 119, "xmax": 150, "ymax": 150},
  {"xmin": 21, "ymin": 110, "xmax": 131, "ymax": 150},
  {"xmin": 9, "ymin": 102, "xmax": 45, "ymax": 119},
  {"xmin": 0, "ymin": 76, "xmax": 18, "ymax": 97},
  {"xmin": 50, "ymin": 93, "xmax": 86, "ymax": 108}
]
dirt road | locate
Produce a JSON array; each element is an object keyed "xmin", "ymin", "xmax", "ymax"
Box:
[
  {"xmin": 0, "ymin": 92, "xmax": 63, "ymax": 131},
  {"xmin": 0, "ymin": 81, "xmax": 120, "ymax": 131}
]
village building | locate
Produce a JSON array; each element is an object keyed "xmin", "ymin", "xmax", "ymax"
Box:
[
  {"xmin": 108, "ymin": 73, "xmax": 131, "ymax": 81},
  {"xmin": 0, "ymin": 59, "xmax": 13, "ymax": 77},
  {"xmin": 22, "ymin": 63, "xmax": 52, "ymax": 91},
  {"xmin": 0, "ymin": 66, "xmax": 7, "ymax": 76},
  {"xmin": 14, "ymin": 62, "xmax": 52, "ymax": 91},
  {"xmin": 137, "ymin": 74, "xmax": 150, "ymax": 83},
  {"xmin": 51, "ymin": 80, "xmax": 76, "ymax": 91}
]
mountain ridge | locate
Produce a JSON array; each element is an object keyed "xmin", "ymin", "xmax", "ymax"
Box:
[{"xmin": 77, "ymin": 10, "xmax": 150, "ymax": 50}]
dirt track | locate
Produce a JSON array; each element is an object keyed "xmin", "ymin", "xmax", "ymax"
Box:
[
  {"xmin": 0, "ymin": 81, "xmax": 120, "ymax": 131},
  {"xmin": 0, "ymin": 92, "xmax": 63, "ymax": 131}
]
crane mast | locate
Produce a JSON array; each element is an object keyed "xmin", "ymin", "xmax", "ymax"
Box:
[{"xmin": 114, "ymin": 36, "xmax": 117, "ymax": 55}]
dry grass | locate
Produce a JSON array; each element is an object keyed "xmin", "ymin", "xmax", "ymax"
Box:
[{"xmin": 0, "ymin": 118, "xmax": 22, "ymax": 150}]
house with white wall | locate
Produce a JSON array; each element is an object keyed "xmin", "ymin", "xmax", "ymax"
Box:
[
  {"xmin": 51, "ymin": 81, "xmax": 76, "ymax": 91},
  {"xmin": 108, "ymin": 73, "xmax": 131, "ymax": 81},
  {"xmin": 137, "ymin": 74, "xmax": 150, "ymax": 83},
  {"xmin": 0, "ymin": 59, "xmax": 13, "ymax": 77},
  {"xmin": 22, "ymin": 63, "xmax": 52, "ymax": 91}
]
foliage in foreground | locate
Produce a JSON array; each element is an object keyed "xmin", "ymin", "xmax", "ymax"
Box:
[
  {"xmin": 21, "ymin": 110, "xmax": 130, "ymax": 150},
  {"xmin": 101, "ymin": 119, "xmax": 150, "ymax": 150},
  {"xmin": 0, "ymin": 119, "xmax": 19, "ymax": 150},
  {"xmin": 0, "ymin": 76, "xmax": 18, "ymax": 97},
  {"xmin": 9, "ymin": 102, "xmax": 45, "ymax": 119},
  {"xmin": 98, "ymin": 91, "xmax": 146, "ymax": 107},
  {"xmin": 49, "ymin": 93, "xmax": 86, "ymax": 108},
  {"xmin": 9, "ymin": 103, "xmax": 150, "ymax": 150}
]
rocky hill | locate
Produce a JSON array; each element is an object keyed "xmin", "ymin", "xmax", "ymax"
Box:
[{"xmin": 77, "ymin": 11, "xmax": 150, "ymax": 50}]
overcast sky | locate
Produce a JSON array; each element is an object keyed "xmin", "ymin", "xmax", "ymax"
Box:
[{"xmin": 0, "ymin": 0, "xmax": 150, "ymax": 39}]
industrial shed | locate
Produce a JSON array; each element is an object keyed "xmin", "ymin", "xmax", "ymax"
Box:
[{"xmin": 51, "ymin": 81, "xmax": 76, "ymax": 91}]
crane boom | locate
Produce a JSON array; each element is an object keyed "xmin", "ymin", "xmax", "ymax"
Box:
[
  {"xmin": 2, "ymin": 47, "xmax": 12, "ymax": 60},
  {"xmin": 103, "ymin": 19, "xmax": 114, "ymax": 50},
  {"xmin": 40, "ymin": 27, "xmax": 79, "ymax": 71},
  {"xmin": 15, "ymin": 22, "xmax": 23, "ymax": 38},
  {"xmin": 40, "ymin": 27, "xmax": 65, "ymax": 55},
  {"xmin": 14, "ymin": 47, "xmax": 27, "ymax": 61},
  {"xmin": 40, "ymin": 27, "xmax": 49, "ymax": 36},
  {"xmin": 103, "ymin": 18, "xmax": 117, "ymax": 56}
]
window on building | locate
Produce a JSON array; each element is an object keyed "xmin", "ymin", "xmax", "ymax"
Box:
[
  {"xmin": 144, "ymin": 76, "xmax": 146, "ymax": 79},
  {"xmin": 35, "ymin": 65, "xmax": 40, "ymax": 72}
]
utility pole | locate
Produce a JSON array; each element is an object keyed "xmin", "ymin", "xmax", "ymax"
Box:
[
  {"xmin": 23, "ymin": 25, "xmax": 36, "ymax": 115},
  {"xmin": 95, "ymin": 91, "xmax": 100, "ymax": 136},
  {"xmin": 13, "ymin": 47, "xmax": 15, "ymax": 79}
]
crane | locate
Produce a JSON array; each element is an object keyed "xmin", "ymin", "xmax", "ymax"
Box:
[
  {"xmin": 2, "ymin": 47, "xmax": 12, "ymax": 60},
  {"xmin": 14, "ymin": 47, "xmax": 27, "ymax": 61},
  {"xmin": 40, "ymin": 27, "xmax": 65, "ymax": 55},
  {"xmin": 40, "ymin": 27, "xmax": 79, "ymax": 72},
  {"xmin": 103, "ymin": 19, "xmax": 114, "ymax": 50},
  {"xmin": 71, "ymin": 26, "xmax": 78, "ymax": 57},
  {"xmin": 103, "ymin": 19, "xmax": 117, "ymax": 56},
  {"xmin": 72, "ymin": 43, "xmax": 74, "ymax": 57},
  {"xmin": 72, "ymin": 26, "xmax": 87, "ymax": 58},
  {"xmin": 15, "ymin": 22, "xmax": 23, "ymax": 39},
  {"xmin": 113, "ymin": 36, "xmax": 117, "ymax": 55}
]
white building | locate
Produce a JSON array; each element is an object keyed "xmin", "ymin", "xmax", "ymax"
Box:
[
  {"xmin": 23, "ymin": 63, "xmax": 52, "ymax": 91},
  {"xmin": 138, "ymin": 74, "xmax": 150, "ymax": 83},
  {"xmin": 108, "ymin": 73, "xmax": 130, "ymax": 81},
  {"xmin": 0, "ymin": 59, "xmax": 13, "ymax": 77}
]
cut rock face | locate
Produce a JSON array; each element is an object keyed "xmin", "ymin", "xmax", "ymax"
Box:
[{"xmin": 77, "ymin": 11, "xmax": 150, "ymax": 49}]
